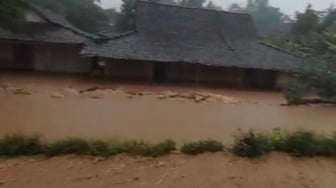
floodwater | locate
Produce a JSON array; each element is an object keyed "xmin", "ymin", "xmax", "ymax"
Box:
[{"xmin": 1, "ymin": 72, "xmax": 336, "ymax": 143}]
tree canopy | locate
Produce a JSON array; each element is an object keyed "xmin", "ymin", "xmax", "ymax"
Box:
[
  {"xmin": 229, "ymin": 0, "xmax": 289, "ymax": 37},
  {"xmin": 0, "ymin": 0, "xmax": 28, "ymax": 28}
]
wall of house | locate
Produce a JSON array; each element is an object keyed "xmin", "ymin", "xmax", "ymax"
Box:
[
  {"xmin": 275, "ymin": 72, "xmax": 291, "ymax": 89},
  {"xmin": 34, "ymin": 43, "xmax": 91, "ymax": 74},
  {"xmin": 166, "ymin": 63, "xmax": 245, "ymax": 86},
  {"xmin": 198, "ymin": 66, "xmax": 245, "ymax": 86},
  {"xmin": 0, "ymin": 43, "xmax": 13, "ymax": 69},
  {"xmin": 166, "ymin": 63, "xmax": 197, "ymax": 83},
  {"xmin": 104, "ymin": 60, "xmax": 153, "ymax": 80}
]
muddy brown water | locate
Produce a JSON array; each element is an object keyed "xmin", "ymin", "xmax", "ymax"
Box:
[{"xmin": 1, "ymin": 72, "xmax": 336, "ymax": 143}]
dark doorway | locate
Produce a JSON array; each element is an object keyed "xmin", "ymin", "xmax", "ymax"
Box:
[
  {"xmin": 154, "ymin": 62, "xmax": 167, "ymax": 82},
  {"xmin": 245, "ymin": 69, "xmax": 277, "ymax": 89},
  {"xmin": 13, "ymin": 44, "xmax": 34, "ymax": 70}
]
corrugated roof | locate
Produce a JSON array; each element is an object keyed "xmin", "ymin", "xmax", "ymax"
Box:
[{"xmin": 82, "ymin": 1, "xmax": 302, "ymax": 72}]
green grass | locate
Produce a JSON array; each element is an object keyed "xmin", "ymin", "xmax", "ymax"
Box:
[
  {"xmin": 232, "ymin": 129, "xmax": 336, "ymax": 158},
  {"xmin": 117, "ymin": 140, "xmax": 176, "ymax": 157},
  {"xmin": 276, "ymin": 130, "xmax": 336, "ymax": 157},
  {"xmin": 46, "ymin": 138, "xmax": 91, "ymax": 156},
  {"xmin": 45, "ymin": 139, "xmax": 176, "ymax": 157},
  {"xmin": 0, "ymin": 135, "xmax": 44, "ymax": 156},
  {"xmin": 2, "ymin": 130, "xmax": 336, "ymax": 159},
  {"xmin": 90, "ymin": 140, "xmax": 112, "ymax": 156},
  {"xmin": 145, "ymin": 140, "xmax": 176, "ymax": 157},
  {"xmin": 232, "ymin": 131, "xmax": 273, "ymax": 158},
  {"xmin": 181, "ymin": 140, "xmax": 224, "ymax": 155}
]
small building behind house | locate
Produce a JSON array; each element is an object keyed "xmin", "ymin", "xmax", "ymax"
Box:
[
  {"xmin": 0, "ymin": 5, "xmax": 96, "ymax": 74},
  {"xmin": 82, "ymin": 1, "xmax": 302, "ymax": 89}
]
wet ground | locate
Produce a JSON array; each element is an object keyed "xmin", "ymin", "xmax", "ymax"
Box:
[{"xmin": 1, "ymin": 153, "xmax": 336, "ymax": 188}]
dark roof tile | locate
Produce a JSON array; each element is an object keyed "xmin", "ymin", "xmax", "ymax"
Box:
[{"xmin": 82, "ymin": 1, "xmax": 302, "ymax": 72}]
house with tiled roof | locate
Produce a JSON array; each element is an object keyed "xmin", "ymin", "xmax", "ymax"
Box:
[
  {"xmin": 82, "ymin": 1, "xmax": 302, "ymax": 88},
  {"xmin": 0, "ymin": 5, "xmax": 95, "ymax": 73}
]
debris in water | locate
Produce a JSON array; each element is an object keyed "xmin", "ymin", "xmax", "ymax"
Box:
[
  {"xmin": 11, "ymin": 88, "xmax": 31, "ymax": 95},
  {"xmin": 51, "ymin": 92, "xmax": 64, "ymax": 99}
]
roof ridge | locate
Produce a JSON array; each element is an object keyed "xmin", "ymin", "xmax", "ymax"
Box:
[
  {"xmin": 137, "ymin": 0, "xmax": 251, "ymax": 16},
  {"xmin": 95, "ymin": 31, "xmax": 136, "ymax": 43},
  {"xmin": 107, "ymin": 30, "xmax": 136, "ymax": 40},
  {"xmin": 260, "ymin": 42, "xmax": 303, "ymax": 58},
  {"xmin": 30, "ymin": 5, "xmax": 98, "ymax": 40}
]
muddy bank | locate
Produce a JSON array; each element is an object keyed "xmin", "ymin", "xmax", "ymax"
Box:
[
  {"xmin": 0, "ymin": 153, "xmax": 336, "ymax": 188},
  {"xmin": 1, "ymin": 73, "xmax": 336, "ymax": 143}
]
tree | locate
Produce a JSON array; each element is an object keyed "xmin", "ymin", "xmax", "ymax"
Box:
[
  {"xmin": 228, "ymin": 0, "xmax": 288, "ymax": 37},
  {"xmin": 290, "ymin": 4, "xmax": 320, "ymax": 36},
  {"xmin": 0, "ymin": 0, "xmax": 28, "ymax": 28},
  {"xmin": 247, "ymin": 0, "xmax": 287, "ymax": 37},
  {"xmin": 318, "ymin": 5, "xmax": 336, "ymax": 32},
  {"xmin": 117, "ymin": 0, "xmax": 137, "ymax": 32},
  {"xmin": 284, "ymin": 33, "xmax": 336, "ymax": 104}
]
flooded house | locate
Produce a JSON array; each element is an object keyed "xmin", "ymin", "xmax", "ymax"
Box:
[
  {"xmin": 82, "ymin": 1, "xmax": 302, "ymax": 89},
  {"xmin": 0, "ymin": 6, "xmax": 95, "ymax": 74}
]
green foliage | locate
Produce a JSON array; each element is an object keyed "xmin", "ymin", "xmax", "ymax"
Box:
[
  {"xmin": 2, "ymin": 132, "xmax": 336, "ymax": 159},
  {"xmin": 232, "ymin": 131, "xmax": 273, "ymax": 158},
  {"xmin": 291, "ymin": 4, "xmax": 320, "ymax": 36},
  {"xmin": 232, "ymin": 129, "xmax": 336, "ymax": 158},
  {"xmin": 285, "ymin": 79, "xmax": 308, "ymax": 104},
  {"xmin": 0, "ymin": 0, "xmax": 28, "ymax": 28},
  {"xmin": 119, "ymin": 140, "xmax": 176, "ymax": 157},
  {"xmin": 229, "ymin": 0, "xmax": 289, "ymax": 37},
  {"xmin": 274, "ymin": 130, "xmax": 336, "ymax": 157},
  {"xmin": 181, "ymin": 140, "xmax": 224, "ymax": 155},
  {"xmin": 0, "ymin": 135, "xmax": 44, "ymax": 156},
  {"xmin": 117, "ymin": 0, "xmax": 137, "ymax": 32},
  {"xmin": 278, "ymin": 130, "xmax": 323, "ymax": 156},
  {"xmin": 145, "ymin": 140, "xmax": 176, "ymax": 157},
  {"xmin": 90, "ymin": 140, "xmax": 112, "ymax": 156},
  {"xmin": 46, "ymin": 138, "xmax": 91, "ymax": 156},
  {"xmin": 285, "ymin": 58, "xmax": 336, "ymax": 104}
]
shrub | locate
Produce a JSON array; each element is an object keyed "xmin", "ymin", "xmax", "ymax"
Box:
[
  {"xmin": 145, "ymin": 140, "xmax": 176, "ymax": 157},
  {"xmin": 120, "ymin": 141, "xmax": 151, "ymax": 156},
  {"xmin": 277, "ymin": 130, "xmax": 336, "ymax": 157},
  {"xmin": 90, "ymin": 140, "xmax": 111, "ymax": 156},
  {"xmin": 232, "ymin": 131, "xmax": 273, "ymax": 158},
  {"xmin": 46, "ymin": 138, "xmax": 91, "ymax": 156},
  {"xmin": 181, "ymin": 140, "xmax": 224, "ymax": 155},
  {"xmin": 0, "ymin": 135, "xmax": 44, "ymax": 156}
]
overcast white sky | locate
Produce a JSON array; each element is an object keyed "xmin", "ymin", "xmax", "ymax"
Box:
[{"xmin": 100, "ymin": 0, "xmax": 336, "ymax": 15}]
